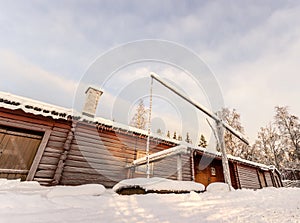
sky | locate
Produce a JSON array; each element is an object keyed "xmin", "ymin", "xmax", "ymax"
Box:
[{"xmin": 0, "ymin": 0, "xmax": 300, "ymax": 145}]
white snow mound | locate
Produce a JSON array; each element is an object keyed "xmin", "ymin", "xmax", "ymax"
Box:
[
  {"xmin": 206, "ymin": 182, "xmax": 234, "ymax": 192},
  {"xmin": 47, "ymin": 184, "xmax": 106, "ymax": 198},
  {"xmin": 113, "ymin": 177, "xmax": 205, "ymax": 192}
]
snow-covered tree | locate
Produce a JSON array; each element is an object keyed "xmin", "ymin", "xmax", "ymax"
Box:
[
  {"xmin": 274, "ymin": 106, "xmax": 300, "ymax": 169},
  {"xmin": 252, "ymin": 123, "xmax": 283, "ymax": 169},
  {"xmin": 198, "ymin": 134, "xmax": 208, "ymax": 148},
  {"xmin": 178, "ymin": 135, "xmax": 182, "ymax": 141},
  {"xmin": 156, "ymin": 128, "xmax": 163, "ymax": 136},
  {"xmin": 218, "ymin": 108, "xmax": 249, "ymax": 158},
  {"xmin": 130, "ymin": 99, "xmax": 148, "ymax": 130},
  {"xmin": 252, "ymin": 106, "xmax": 300, "ymax": 170}
]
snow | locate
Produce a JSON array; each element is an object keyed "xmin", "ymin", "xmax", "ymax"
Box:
[
  {"xmin": 0, "ymin": 91, "xmax": 74, "ymax": 119},
  {"xmin": 113, "ymin": 177, "xmax": 205, "ymax": 193},
  {"xmin": 0, "ymin": 179, "xmax": 299, "ymax": 223},
  {"xmin": 0, "ymin": 179, "xmax": 106, "ymax": 197},
  {"xmin": 206, "ymin": 182, "xmax": 234, "ymax": 192}
]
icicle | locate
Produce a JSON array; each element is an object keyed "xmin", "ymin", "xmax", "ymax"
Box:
[{"xmin": 146, "ymin": 76, "xmax": 154, "ymax": 178}]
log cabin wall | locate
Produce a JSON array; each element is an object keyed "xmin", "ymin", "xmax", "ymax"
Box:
[
  {"xmin": 60, "ymin": 122, "xmax": 188, "ymax": 188},
  {"xmin": 131, "ymin": 153, "xmax": 192, "ymax": 181}
]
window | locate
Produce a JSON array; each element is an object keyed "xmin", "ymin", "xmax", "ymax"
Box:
[
  {"xmin": 135, "ymin": 151, "xmax": 154, "ymax": 174},
  {"xmin": 211, "ymin": 167, "xmax": 216, "ymax": 176}
]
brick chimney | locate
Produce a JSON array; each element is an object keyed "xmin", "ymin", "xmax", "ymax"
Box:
[{"xmin": 82, "ymin": 87, "xmax": 103, "ymax": 118}]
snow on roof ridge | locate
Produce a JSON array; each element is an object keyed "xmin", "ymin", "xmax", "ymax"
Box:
[{"xmin": 0, "ymin": 91, "xmax": 74, "ymax": 119}]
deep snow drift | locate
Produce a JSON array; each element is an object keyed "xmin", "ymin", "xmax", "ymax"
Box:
[{"xmin": 0, "ymin": 179, "xmax": 299, "ymax": 223}]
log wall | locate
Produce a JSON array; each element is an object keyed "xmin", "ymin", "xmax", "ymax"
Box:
[{"xmin": 60, "ymin": 122, "xmax": 186, "ymax": 187}]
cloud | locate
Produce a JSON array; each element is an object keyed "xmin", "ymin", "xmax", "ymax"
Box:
[
  {"xmin": 0, "ymin": 49, "xmax": 78, "ymax": 106},
  {"xmin": 212, "ymin": 4, "xmax": 300, "ymax": 142}
]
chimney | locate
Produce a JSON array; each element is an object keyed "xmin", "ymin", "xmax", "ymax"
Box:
[{"xmin": 82, "ymin": 87, "xmax": 103, "ymax": 118}]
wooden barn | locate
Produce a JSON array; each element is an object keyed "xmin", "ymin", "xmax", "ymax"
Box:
[{"xmin": 0, "ymin": 91, "xmax": 282, "ymax": 189}]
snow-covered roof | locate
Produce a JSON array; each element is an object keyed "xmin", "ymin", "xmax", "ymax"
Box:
[
  {"xmin": 0, "ymin": 91, "xmax": 74, "ymax": 120},
  {"xmin": 129, "ymin": 145, "xmax": 188, "ymax": 167}
]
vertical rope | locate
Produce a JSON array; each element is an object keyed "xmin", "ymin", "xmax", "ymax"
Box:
[{"xmin": 146, "ymin": 77, "xmax": 153, "ymax": 178}]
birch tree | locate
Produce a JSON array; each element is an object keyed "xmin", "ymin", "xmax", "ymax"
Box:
[{"xmin": 274, "ymin": 106, "xmax": 300, "ymax": 168}]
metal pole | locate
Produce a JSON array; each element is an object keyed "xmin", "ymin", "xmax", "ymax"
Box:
[{"xmin": 146, "ymin": 77, "xmax": 154, "ymax": 178}]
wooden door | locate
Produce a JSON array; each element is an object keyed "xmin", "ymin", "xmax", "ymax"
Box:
[
  {"xmin": 237, "ymin": 165, "xmax": 260, "ymax": 189},
  {"xmin": 258, "ymin": 170, "xmax": 266, "ymax": 188},
  {"xmin": 0, "ymin": 126, "xmax": 43, "ymax": 180},
  {"xmin": 264, "ymin": 171, "xmax": 273, "ymax": 187},
  {"xmin": 194, "ymin": 157, "xmax": 224, "ymax": 188}
]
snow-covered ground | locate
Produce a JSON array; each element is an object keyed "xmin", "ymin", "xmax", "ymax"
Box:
[{"xmin": 0, "ymin": 179, "xmax": 299, "ymax": 223}]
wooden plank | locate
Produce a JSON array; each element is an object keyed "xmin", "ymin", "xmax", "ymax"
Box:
[
  {"xmin": 64, "ymin": 158, "xmax": 126, "ymax": 169},
  {"xmin": 0, "ymin": 169, "xmax": 29, "ymax": 174},
  {"xmin": 37, "ymin": 164, "xmax": 57, "ymax": 170},
  {"xmin": 71, "ymin": 142, "xmax": 136, "ymax": 155},
  {"xmin": 69, "ymin": 145, "xmax": 134, "ymax": 158},
  {"xmin": 34, "ymin": 169, "xmax": 55, "ymax": 178},
  {"xmin": 48, "ymin": 135, "xmax": 68, "ymax": 143},
  {"xmin": 39, "ymin": 156, "xmax": 60, "ymax": 165},
  {"xmin": 63, "ymin": 166, "xmax": 125, "ymax": 175},
  {"xmin": 27, "ymin": 129, "xmax": 51, "ymax": 180},
  {"xmin": 0, "ymin": 112, "xmax": 53, "ymax": 129}
]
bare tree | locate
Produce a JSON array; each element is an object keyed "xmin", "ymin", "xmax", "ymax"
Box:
[
  {"xmin": 218, "ymin": 108, "xmax": 249, "ymax": 158},
  {"xmin": 274, "ymin": 106, "xmax": 300, "ymax": 168},
  {"xmin": 130, "ymin": 99, "xmax": 148, "ymax": 130},
  {"xmin": 252, "ymin": 123, "xmax": 283, "ymax": 169}
]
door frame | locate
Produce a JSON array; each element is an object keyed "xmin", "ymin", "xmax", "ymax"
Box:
[{"xmin": 0, "ymin": 119, "xmax": 51, "ymax": 181}]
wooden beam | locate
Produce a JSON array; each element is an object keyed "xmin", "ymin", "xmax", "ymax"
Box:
[{"xmin": 26, "ymin": 129, "xmax": 51, "ymax": 181}]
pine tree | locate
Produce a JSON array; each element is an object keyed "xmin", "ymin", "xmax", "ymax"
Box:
[
  {"xmin": 156, "ymin": 128, "xmax": 163, "ymax": 136},
  {"xmin": 173, "ymin": 131, "xmax": 177, "ymax": 140},
  {"xmin": 166, "ymin": 130, "xmax": 170, "ymax": 138},
  {"xmin": 185, "ymin": 132, "xmax": 191, "ymax": 143},
  {"xmin": 130, "ymin": 99, "xmax": 148, "ymax": 130},
  {"xmin": 198, "ymin": 134, "xmax": 208, "ymax": 148}
]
